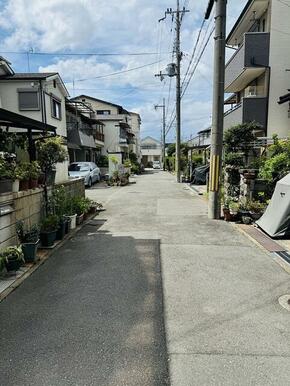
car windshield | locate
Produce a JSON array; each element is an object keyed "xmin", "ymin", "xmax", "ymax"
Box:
[{"xmin": 69, "ymin": 164, "xmax": 90, "ymax": 172}]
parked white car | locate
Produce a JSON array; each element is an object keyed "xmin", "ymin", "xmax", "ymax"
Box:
[
  {"xmin": 68, "ymin": 162, "xmax": 100, "ymax": 187},
  {"xmin": 153, "ymin": 161, "xmax": 161, "ymax": 169}
]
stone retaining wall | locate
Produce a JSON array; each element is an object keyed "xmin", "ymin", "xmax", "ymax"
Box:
[{"xmin": 0, "ymin": 178, "xmax": 85, "ymax": 249}]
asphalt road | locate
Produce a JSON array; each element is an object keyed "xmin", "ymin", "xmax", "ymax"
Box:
[{"xmin": 0, "ymin": 198, "xmax": 169, "ymax": 385}]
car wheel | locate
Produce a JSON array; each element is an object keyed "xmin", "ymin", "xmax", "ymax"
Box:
[{"xmin": 88, "ymin": 177, "xmax": 92, "ymax": 188}]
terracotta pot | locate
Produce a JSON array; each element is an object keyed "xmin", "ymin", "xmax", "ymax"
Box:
[
  {"xmin": 29, "ymin": 179, "xmax": 38, "ymax": 189},
  {"xmin": 19, "ymin": 179, "xmax": 29, "ymax": 191}
]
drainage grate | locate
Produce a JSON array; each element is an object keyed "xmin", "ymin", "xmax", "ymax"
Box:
[
  {"xmin": 239, "ymin": 225, "xmax": 286, "ymax": 252},
  {"xmin": 274, "ymin": 251, "xmax": 290, "ymax": 265}
]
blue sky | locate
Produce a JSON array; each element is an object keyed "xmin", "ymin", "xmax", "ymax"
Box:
[{"xmin": 0, "ymin": 0, "xmax": 247, "ymax": 141}]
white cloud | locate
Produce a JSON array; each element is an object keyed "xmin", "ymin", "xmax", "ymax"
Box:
[{"xmin": 0, "ymin": 0, "xmax": 248, "ymax": 141}]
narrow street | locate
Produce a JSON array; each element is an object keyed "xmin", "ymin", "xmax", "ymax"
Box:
[{"xmin": 1, "ymin": 171, "xmax": 290, "ymax": 385}]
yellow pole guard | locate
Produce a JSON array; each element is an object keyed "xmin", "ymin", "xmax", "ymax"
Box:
[{"xmin": 209, "ymin": 154, "xmax": 220, "ymax": 192}]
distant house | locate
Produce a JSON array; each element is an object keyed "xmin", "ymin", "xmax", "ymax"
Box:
[
  {"xmin": 141, "ymin": 136, "xmax": 162, "ymax": 166},
  {"xmin": 188, "ymin": 128, "xmax": 211, "ymax": 151},
  {"xmin": 65, "ymin": 100, "xmax": 105, "ymax": 164},
  {"xmin": 71, "ymin": 95, "xmax": 140, "ymax": 162},
  {"xmin": 224, "ymin": 0, "xmax": 290, "ymax": 138},
  {"xmin": 0, "ymin": 56, "xmax": 69, "ymax": 183}
]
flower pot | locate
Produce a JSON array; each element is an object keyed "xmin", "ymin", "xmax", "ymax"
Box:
[
  {"xmin": 89, "ymin": 206, "xmax": 97, "ymax": 214},
  {"xmin": 0, "ymin": 179, "xmax": 13, "ymax": 193},
  {"xmin": 12, "ymin": 179, "xmax": 20, "ymax": 193},
  {"xmin": 29, "ymin": 179, "xmax": 38, "ymax": 189},
  {"xmin": 64, "ymin": 218, "xmax": 71, "ymax": 234},
  {"xmin": 19, "ymin": 179, "xmax": 29, "ymax": 191},
  {"xmin": 40, "ymin": 230, "xmax": 57, "ymax": 247},
  {"xmin": 76, "ymin": 213, "xmax": 84, "ymax": 225},
  {"xmin": 22, "ymin": 241, "xmax": 39, "ymax": 263},
  {"xmin": 67, "ymin": 214, "xmax": 77, "ymax": 230},
  {"xmin": 56, "ymin": 221, "xmax": 66, "ymax": 240},
  {"xmin": 250, "ymin": 212, "xmax": 263, "ymax": 221},
  {"xmin": 223, "ymin": 208, "xmax": 232, "ymax": 221},
  {"xmin": 4, "ymin": 258, "xmax": 21, "ymax": 272},
  {"xmin": 38, "ymin": 173, "xmax": 45, "ymax": 186}
]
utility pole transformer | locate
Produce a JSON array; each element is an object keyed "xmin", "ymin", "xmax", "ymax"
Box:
[
  {"xmin": 206, "ymin": 0, "xmax": 227, "ymax": 219},
  {"xmin": 156, "ymin": 1, "xmax": 189, "ymax": 182},
  {"xmin": 154, "ymin": 98, "xmax": 166, "ymax": 170}
]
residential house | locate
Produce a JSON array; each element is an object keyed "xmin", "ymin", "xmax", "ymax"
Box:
[
  {"xmin": 187, "ymin": 127, "xmax": 211, "ymax": 163},
  {"xmin": 224, "ymin": 0, "xmax": 290, "ymax": 138},
  {"xmin": 71, "ymin": 95, "xmax": 137, "ymax": 162},
  {"xmin": 0, "ymin": 56, "xmax": 69, "ymax": 182},
  {"xmin": 141, "ymin": 136, "xmax": 162, "ymax": 166},
  {"xmin": 129, "ymin": 112, "xmax": 142, "ymax": 162},
  {"xmin": 65, "ymin": 100, "xmax": 105, "ymax": 164}
]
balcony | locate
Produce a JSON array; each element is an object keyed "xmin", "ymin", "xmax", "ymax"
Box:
[
  {"xmin": 224, "ymin": 96, "xmax": 268, "ymax": 131},
  {"xmin": 94, "ymin": 132, "xmax": 104, "ymax": 143},
  {"xmin": 119, "ymin": 137, "xmax": 129, "ymax": 147},
  {"xmin": 225, "ymin": 32, "xmax": 270, "ymax": 93}
]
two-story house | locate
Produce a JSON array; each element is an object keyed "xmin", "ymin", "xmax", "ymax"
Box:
[
  {"xmin": 71, "ymin": 95, "xmax": 137, "ymax": 162},
  {"xmin": 66, "ymin": 100, "xmax": 105, "ymax": 164},
  {"xmin": 224, "ymin": 0, "xmax": 290, "ymax": 138},
  {"xmin": 141, "ymin": 136, "xmax": 162, "ymax": 167},
  {"xmin": 0, "ymin": 56, "xmax": 69, "ymax": 182}
]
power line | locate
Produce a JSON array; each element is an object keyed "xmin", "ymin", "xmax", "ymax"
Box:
[
  {"xmin": 0, "ymin": 50, "xmax": 171, "ymax": 57},
  {"xmin": 64, "ymin": 60, "xmax": 164, "ymax": 83},
  {"xmin": 181, "ymin": 26, "xmax": 214, "ymax": 97},
  {"xmin": 181, "ymin": 18, "xmax": 206, "ymax": 90}
]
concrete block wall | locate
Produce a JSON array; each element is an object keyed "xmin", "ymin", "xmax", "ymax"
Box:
[{"xmin": 0, "ymin": 178, "xmax": 85, "ymax": 250}]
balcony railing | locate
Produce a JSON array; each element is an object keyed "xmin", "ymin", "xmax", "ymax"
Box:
[
  {"xmin": 224, "ymin": 96, "xmax": 268, "ymax": 131},
  {"xmin": 225, "ymin": 32, "xmax": 270, "ymax": 92},
  {"xmin": 94, "ymin": 132, "xmax": 104, "ymax": 142}
]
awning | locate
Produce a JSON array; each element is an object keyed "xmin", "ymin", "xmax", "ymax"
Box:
[
  {"xmin": 67, "ymin": 142, "xmax": 81, "ymax": 150},
  {"xmin": 0, "ymin": 107, "xmax": 56, "ymax": 132}
]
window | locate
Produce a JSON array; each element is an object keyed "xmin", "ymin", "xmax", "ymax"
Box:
[
  {"xmin": 96, "ymin": 110, "xmax": 110, "ymax": 115},
  {"xmin": 18, "ymin": 89, "xmax": 39, "ymax": 110},
  {"xmin": 51, "ymin": 97, "xmax": 62, "ymax": 120}
]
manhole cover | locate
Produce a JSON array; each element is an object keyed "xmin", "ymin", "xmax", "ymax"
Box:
[{"xmin": 278, "ymin": 295, "xmax": 290, "ymax": 311}]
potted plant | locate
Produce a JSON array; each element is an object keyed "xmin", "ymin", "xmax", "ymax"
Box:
[
  {"xmin": 36, "ymin": 137, "xmax": 67, "ymax": 186},
  {"xmin": 0, "ymin": 157, "xmax": 13, "ymax": 193},
  {"xmin": 16, "ymin": 221, "xmax": 40, "ymax": 263},
  {"xmin": 40, "ymin": 214, "xmax": 59, "ymax": 247},
  {"xmin": 0, "ymin": 246, "xmax": 24, "ymax": 273},
  {"xmin": 18, "ymin": 162, "xmax": 31, "ymax": 191},
  {"xmin": 247, "ymin": 200, "xmax": 266, "ymax": 221},
  {"xmin": 222, "ymin": 198, "xmax": 232, "ymax": 221},
  {"xmin": 229, "ymin": 201, "xmax": 239, "ymax": 218},
  {"xmin": 64, "ymin": 197, "xmax": 77, "ymax": 230},
  {"xmin": 29, "ymin": 161, "xmax": 41, "ymax": 189},
  {"xmin": 72, "ymin": 196, "xmax": 90, "ymax": 225}
]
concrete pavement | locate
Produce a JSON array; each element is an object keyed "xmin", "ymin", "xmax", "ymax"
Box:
[{"xmin": 1, "ymin": 171, "xmax": 290, "ymax": 385}]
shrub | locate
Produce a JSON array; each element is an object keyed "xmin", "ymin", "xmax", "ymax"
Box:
[
  {"xmin": 224, "ymin": 152, "xmax": 244, "ymax": 167},
  {"xmin": 41, "ymin": 214, "xmax": 59, "ymax": 232},
  {"xmin": 16, "ymin": 221, "xmax": 39, "ymax": 243},
  {"xmin": 259, "ymin": 152, "xmax": 290, "ymax": 181},
  {"xmin": 36, "ymin": 136, "xmax": 67, "ymax": 174}
]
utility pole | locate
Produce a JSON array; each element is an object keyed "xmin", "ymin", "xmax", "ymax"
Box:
[
  {"xmin": 175, "ymin": 0, "xmax": 182, "ymax": 182},
  {"xmin": 156, "ymin": 1, "xmax": 189, "ymax": 182},
  {"xmin": 154, "ymin": 98, "xmax": 166, "ymax": 170},
  {"xmin": 205, "ymin": 0, "xmax": 227, "ymax": 219}
]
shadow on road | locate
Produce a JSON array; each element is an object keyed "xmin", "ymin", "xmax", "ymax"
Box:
[{"xmin": 0, "ymin": 219, "xmax": 169, "ymax": 386}]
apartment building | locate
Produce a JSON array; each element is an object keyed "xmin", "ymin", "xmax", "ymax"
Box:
[
  {"xmin": 129, "ymin": 111, "xmax": 142, "ymax": 162},
  {"xmin": 71, "ymin": 95, "xmax": 138, "ymax": 162},
  {"xmin": 224, "ymin": 0, "xmax": 290, "ymax": 138},
  {"xmin": 0, "ymin": 56, "xmax": 69, "ymax": 182}
]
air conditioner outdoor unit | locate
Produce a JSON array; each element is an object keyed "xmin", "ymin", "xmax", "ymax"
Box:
[{"xmin": 245, "ymin": 86, "xmax": 257, "ymax": 97}]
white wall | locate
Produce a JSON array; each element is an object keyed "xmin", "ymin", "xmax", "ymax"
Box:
[
  {"xmin": 267, "ymin": 0, "xmax": 290, "ymax": 137},
  {"xmin": 0, "ymin": 77, "xmax": 69, "ymax": 182}
]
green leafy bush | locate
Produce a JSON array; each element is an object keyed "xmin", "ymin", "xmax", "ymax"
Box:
[
  {"xmin": 224, "ymin": 152, "xmax": 244, "ymax": 167},
  {"xmin": 36, "ymin": 136, "xmax": 67, "ymax": 174},
  {"xmin": 259, "ymin": 152, "xmax": 290, "ymax": 181},
  {"xmin": 41, "ymin": 214, "xmax": 59, "ymax": 232},
  {"xmin": 16, "ymin": 221, "xmax": 39, "ymax": 243}
]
